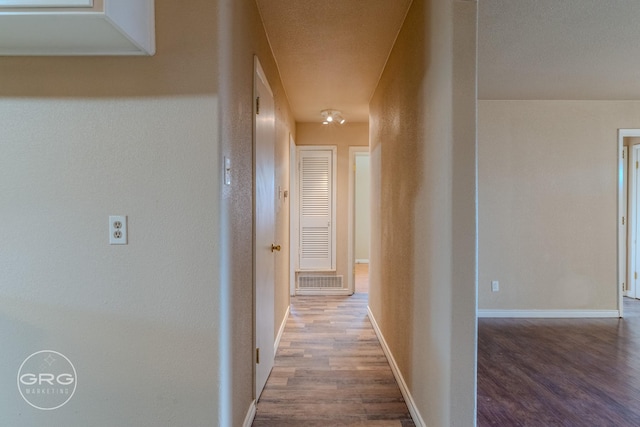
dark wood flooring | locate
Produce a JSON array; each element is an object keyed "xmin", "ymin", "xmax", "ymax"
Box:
[
  {"xmin": 478, "ymin": 298, "xmax": 640, "ymax": 426},
  {"xmin": 254, "ymin": 271, "xmax": 640, "ymax": 426},
  {"xmin": 253, "ymin": 265, "xmax": 415, "ymax": 426}
]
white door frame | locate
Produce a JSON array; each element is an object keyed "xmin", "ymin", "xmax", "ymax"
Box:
[
  {"xmin": 628, "ymin": 144, "xmax": 635, "ymax": 298},
  {"xmin": 289, "ymin": 134, "xmax": 297, "ymax": 296},
  {"xmin": 617, "ymin": 129, "xmax": 640, "ymax": 317},
  {"xmin": 628, "ymin": 144, "xmax": 640, "ymax": 299},
  {"xmin": 623, "ymin": 146, "xmax": 629, "ymax": 297},
  {"xmin": 348, "ymin": 147, "xmax": 369, "ymax": 294}
]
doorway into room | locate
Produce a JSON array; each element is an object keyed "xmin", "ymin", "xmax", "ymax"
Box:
[
  {"xmin": 348, "ymin": 147, "xmax": 370, "ymax": 294},
  {"xmin": 618, "ymin": 129, "xmax": 640, "ymax": 317}
]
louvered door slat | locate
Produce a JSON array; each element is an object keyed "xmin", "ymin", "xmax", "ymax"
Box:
[{"xmin": 299, "ymin": 150, "xmax": 334, "ymax": 270}]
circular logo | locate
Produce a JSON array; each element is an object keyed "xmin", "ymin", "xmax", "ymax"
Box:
[{"xmin": 17, "ymin": 350, "xmax": 77, "ymax": 410}]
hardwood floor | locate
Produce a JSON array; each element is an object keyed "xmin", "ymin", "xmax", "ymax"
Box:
[
  {"xmin": 478, "ymin": 298, "xmax": 640, "ymax": 426},
  {"xmin": 253, "ymin": 265, "xmax": 415, "ymax": 426},
  {"xmin": 355, "ymin": 263, "xmax": 369, "ymax": 294},
  {"xmin": 255, "ymin": 269, "xmax": 640, "ymax": 426}
]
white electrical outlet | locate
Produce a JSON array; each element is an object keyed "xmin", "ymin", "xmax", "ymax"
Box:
[
  {"xmin": 109, "ymin": 215, "xmax": 127, "ymax": 245},
  {"xmin": 491, "ymin": 280, "xmax": 499, "ymax": 292}
]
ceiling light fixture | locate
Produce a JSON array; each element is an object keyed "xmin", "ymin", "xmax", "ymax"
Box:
[{"xmin": 321, "ymin": 109, "xmax": 346, "ymax": 125}]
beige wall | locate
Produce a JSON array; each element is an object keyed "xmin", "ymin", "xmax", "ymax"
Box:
[
  {"xmin": 479, "ymin": 100, "xmax": 640, "ymax": 312},
  {"xmin": 369, "ymin": 0, "xmax": 477, "ymax": 425},
  {"xmin": 0, "ymin": 0, "xmax": 294, "ymax": 425},
  {"xmin": 218, "ymin": 0, "xmax": 294, "ymax": 424},
  {"xmin": 295, "ymin": 122, "xmax": 369, "ymax": 282},
  {"xmin": 0, "ymin": 0, "xmax": 222, "ymax": 425}
]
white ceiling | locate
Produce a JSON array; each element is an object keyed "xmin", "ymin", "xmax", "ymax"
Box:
[{"xmin": 257, "ymin": 0, "xmax": 640, "ymax": 124}]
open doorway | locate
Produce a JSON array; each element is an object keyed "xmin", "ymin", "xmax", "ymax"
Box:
[
  {"xmin": 617, "ymin": 129, "xmax": 640, "ymax": 317},
  {"xmin": 348, "ymin": 147, "xmax": 370, "ymax": 294}
]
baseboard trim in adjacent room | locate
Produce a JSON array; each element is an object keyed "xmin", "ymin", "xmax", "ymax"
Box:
[
  {"xmin": 367, "ymin": 306, "xmax": 426, "ymax": 427},
  {"xmin": 275, "ymin": 305, "xmax": 290, "ymax": 354},
  {"xmin": 477, "ymin": 309, "xmax": 620, "ymax": 318},
  {"xmin": 355, "ymin": 259, "xmax": 369, "ymax": 264},
  {"xmin": 243, "ymin": 400, "xmax": 256, "ymax": 427}
]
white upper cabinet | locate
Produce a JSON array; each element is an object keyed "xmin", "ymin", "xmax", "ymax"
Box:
[{"xmin": 0, "ymin": 0, "xmax": 155, "ymax": 55}]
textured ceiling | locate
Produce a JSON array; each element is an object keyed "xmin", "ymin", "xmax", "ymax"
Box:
[
  {"xmin": 256, "ymin": 0, "xmax": 412, "ymax": 123},
  {"xmin": 479, "ymin": 0, "xmax": 640, "ymax": 100},
  {"xmin": 258, "ymin": 0, "xmax": 638, "ymax": 120}
]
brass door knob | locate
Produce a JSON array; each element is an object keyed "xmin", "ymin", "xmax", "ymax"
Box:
[{"xmin": 271, "ymin": 244, "xmax": 281, "ymax": 252}]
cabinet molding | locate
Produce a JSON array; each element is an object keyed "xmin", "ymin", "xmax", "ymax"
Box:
[
  {"xmin": 0, "ymin": 1, "xmax": 94, "ymax": 7},
  {"xmin": 0, "ymin": 0, "xmax": 155, "ymax": 56}
]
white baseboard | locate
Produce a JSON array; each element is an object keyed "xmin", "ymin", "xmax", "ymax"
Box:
[
  {"xmin": 242, "ymin": 400, "xmax": 256, "ymax": 427},
  {"xmin": 275, "ymin": 306, "xmax": 290, "ymax": 354},
  {"xmin": 355, "ymin": 259, "xmax": 369, "ymax": 264},
  {"xmin": 367, "ymin": 306, "xmax": 426, "ymax": 427},
  {"xmin": 477, "ymin": 309, "xmax": 620, "ymax": 318}
]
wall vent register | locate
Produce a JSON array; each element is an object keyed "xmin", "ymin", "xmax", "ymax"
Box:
[{"xmin": 298, "ymin": 275, "xmax": 343, "ymax": 289}]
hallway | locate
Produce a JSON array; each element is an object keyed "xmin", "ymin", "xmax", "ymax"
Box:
[{"xmin": 252, "ymin": 265, "xmax": 415, "ymax": 426}]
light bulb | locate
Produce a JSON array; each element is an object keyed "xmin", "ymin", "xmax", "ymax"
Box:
[{"xmin": 327, "ymin": 115, "xmax": 333, "ymax": 122}]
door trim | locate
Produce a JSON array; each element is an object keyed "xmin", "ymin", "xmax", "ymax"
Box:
[
  {"xmin": 617, "ymin": 129, "xmax": 640, "ymax": 317},
  {"xmin": 629, "ymin": 145, "xmax": 639, "ymax": 299},
  {"xmin": 623, "ymin": 145, "xmax": 629, "ymax": 297},
  {"xmin": 289, "ymin": 134, "xmax": 297, "ymax": 296}
]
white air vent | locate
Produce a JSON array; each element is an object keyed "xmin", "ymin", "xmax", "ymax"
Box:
[{"xmin": 298, "ymin": 275, "xmax": 343, "ymax": 289}]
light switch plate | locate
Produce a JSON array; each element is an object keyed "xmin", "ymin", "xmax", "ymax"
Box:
[{"xmin": 224, "ymin": 157, "xmax": 231, "ymax": 185}]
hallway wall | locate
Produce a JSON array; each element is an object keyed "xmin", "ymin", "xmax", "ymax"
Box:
[
  {"xmin": 218, "ymin": 0, "xmax": 295, "ymax": 424},
  {"xmin": 0, "ymin": 1, "xmax": 222, "ymax": 425},
  {"xmin": 295, "ymin": 122, "xmax": 369, "ymax": 283},
  {"xmin": 0, "ymin": 0, "xmax": 294, "ymax": 425},
  {"xmin": 479, "ymin": 100, "xmax": 640, "ymax": 313},
  {"xmin": 368, "ymin": 0, "xmax": 478, "ymax": 425}
]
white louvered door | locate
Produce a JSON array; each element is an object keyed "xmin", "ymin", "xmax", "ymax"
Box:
[{"xmin": 299, "ymin": 149, "xmax": 336, "ymax": 270}]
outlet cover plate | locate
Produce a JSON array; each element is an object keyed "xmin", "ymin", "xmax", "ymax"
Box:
[{"xmin": 109, "ymin": 215, "xmax": 127, "ymax": 245}]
